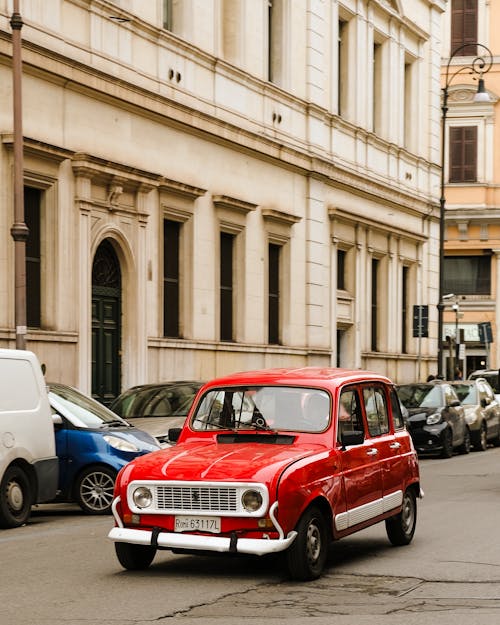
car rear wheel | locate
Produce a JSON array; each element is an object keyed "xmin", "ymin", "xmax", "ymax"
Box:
[
  {"xmin": 385, "ymin": 488, "xmax": 417, "ymax": 546},
  {"xmin": 0, "ymin": 466, "xmax": 32, "ymax": 528},
  {"xmin": 75, "ymin": 466, "xmax": 116, "ymax": 514},
  {"xmin": 286, "ymin": 506, "xmax": 328, "ymax": 581},
  {"xmin": 115, "ymin": 542, "xmax": 157, "ymax": 570},
  {"xmin": 473, "ymin": 422, "xmax": 488, "ymax": 452},
  {"xmin": 440, "ymin": 429, "xmax": 454, "ymax": 458}
]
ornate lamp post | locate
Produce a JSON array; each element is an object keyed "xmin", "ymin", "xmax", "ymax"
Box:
[{"xmin": 437, "ymin": 43, "xmax": 493, "ymax": 378}]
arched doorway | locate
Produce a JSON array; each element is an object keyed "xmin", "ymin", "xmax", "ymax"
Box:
[{"xmin": 92, "ymin": 239, "xmax": 121, "ymax": 405}]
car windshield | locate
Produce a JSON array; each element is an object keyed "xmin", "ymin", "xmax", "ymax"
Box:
[
  {"xmin": 398, "ymin": 384, "xmax": 443, "ymax": 409},
  {"xmin": 112, "ymin": 383, "xmax": 202, "ymax": 419},
  {"xmin": 48, "ymin": 383, "xmax": 128, "ymax": 429},
  {"xmin": 191, "ymin": 386, "xmax": 330, "ymax": 433},
  {"xmin": 453, "ymin": 384, "xmax": 477, "ymax": 405}
]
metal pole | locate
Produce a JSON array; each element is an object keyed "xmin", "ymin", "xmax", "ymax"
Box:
[
  {"xmin": 437, "ymin": 87, "xmax": 448, "ymax": 378},
  {"xmin": 10, "ymin": 0, "xmax": 29, "ymax": 350}
]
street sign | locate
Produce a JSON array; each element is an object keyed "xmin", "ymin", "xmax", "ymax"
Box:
[
  {"xmin": 412, "ymin": 305, "xmax": 429, "ymax": 338},
  {"xmin": 478, "ymin": 322, "xmax": 493, "ymax": 344}
]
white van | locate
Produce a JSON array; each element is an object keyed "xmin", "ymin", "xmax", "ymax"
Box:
[{"xmin": 0, "ymin": 349, "xmax": 59, "ymax": 528}]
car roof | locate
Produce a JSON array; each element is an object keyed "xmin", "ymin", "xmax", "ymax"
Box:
[{"xmin": 201, "ymin": 367, "xmax": 392, "ymax": 389}]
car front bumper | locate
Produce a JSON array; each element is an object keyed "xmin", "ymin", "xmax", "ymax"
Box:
[
  {"xmin": 408, "ymin": 423, "xmax": 447, "ymax": 454},
  {"xmin": 108, "ymin": 525, "xmax": 297, "ymax": 556},
  {"xmin": 108, "ymin": 496, "xmax": 297, "ymax": 556}
]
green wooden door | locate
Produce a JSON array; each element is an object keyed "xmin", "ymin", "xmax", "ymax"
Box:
[{"xmin": 91, "ymin": 240, "xmax": 121, "ymax": 406}]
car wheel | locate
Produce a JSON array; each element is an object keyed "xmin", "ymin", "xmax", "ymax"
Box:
[
  {"xmin": 385, "ymin": 488, "xmax": 417, "ymax": 546},
  {"xmin": 75, "ymin": 466, "xmax": 116, "ymax": 514},
  {"xmin": 286, "ymin": 506, "xmax": 328, "ymax": 581},
  {"xmin": 473, "ymin": 422, "xmax": 488, "ymax": 452},
  {"xmin": 458, "ymin": 427, "xmax": 471, "ymax": 455},
  {"xmin": 440, "ymin": 428, "xmax": 454, "ymax": 458},
  {"xmin": 115, "ymin": 542, "xmax": 157, "ymax": 570},
  {"xmin": 0, "ymin": 466, "xmax": 32, "ymax": 529}
]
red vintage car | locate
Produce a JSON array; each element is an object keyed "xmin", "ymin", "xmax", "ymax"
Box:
[{"xmin": 108, "ymin": 367, "xmax": 422, "ymax": 580}]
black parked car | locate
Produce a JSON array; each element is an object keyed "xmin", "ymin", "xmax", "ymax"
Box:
[{"xmin": 397, "ymin": 381, "xmax": 470, "ymax": 458}]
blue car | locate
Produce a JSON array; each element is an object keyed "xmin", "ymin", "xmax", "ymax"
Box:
[{"xmin": 48, "ymin": 383, "xmax": 159, "ymax": 514}]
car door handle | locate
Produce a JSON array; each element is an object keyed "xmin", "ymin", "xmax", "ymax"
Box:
[
  {"xmin": 389, "ymin": 442, "xmax": 401, "ymax": 449},
  {"xmin": 366, "ymin": 448, "xmax": 378, "ymax": 456}
]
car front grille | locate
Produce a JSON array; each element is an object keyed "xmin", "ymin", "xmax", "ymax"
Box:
[
  {"xmin": 155, "ymin": 485, "xmax": 238, "ymax": 512},
  {"xmin": 127, "ymin": 480, "xmax": 269, "ymax": 517}
]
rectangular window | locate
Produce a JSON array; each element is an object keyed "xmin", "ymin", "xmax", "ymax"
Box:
[
  {"xmin": 451, "ymin": 0, "xmax": 477, "ymax": 56},
  {"xmin": 163, "ymin": 219, "xmax": 180, "ymax": 337},
  {"xmin": 220, "ymin": 232, "xmax": 234, "ymax": 342},
  {"xmin": 268, "ymin": 243, "xmax": 280, "ymax": 344},
  {"xmin": 449, "ymin": 126, "xmax": 477, "ymax": 182},
  {"xmin": 25, "ymin": 187, "xmax": 41, "ymax": 328},
  {"xmin": 443, "ymin": 255, "xmax": 491, "ymax": 295},
  {"xmin": 404, "ymin": 61, "xmax": 413, "ymax": 149},
  {"xmin": 268, "ymin": 0, "xmax": 283, "ymax": 84},
  {"xmin": 338, "ymin": 20, "xmax": 347, "ymax": 116},
  {"xmin": 402, "ymin": 266, "xmax": 409, "ymax": 354},
  {"xmin": 373, "ymin": 42, "xmax": 382, "ymax": 133},
  {"xmin": 363, "ymin": 386, "xmax": 389, "ymax": 437},
  {"xmin": 371, "ymin": 259, "xmax": 379, "ymax": 351},
  {"xmin": 163, "ymin": 0, "xmax": 173, "ymax": 31},
  {"xmin": 337, "ymin": 249, "xmax": 346, "ymax": 290}
]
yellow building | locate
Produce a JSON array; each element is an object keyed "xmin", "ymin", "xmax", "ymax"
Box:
[{"xmin": 441, "ymin": 1, "xmax": 500, "ymax": 378}]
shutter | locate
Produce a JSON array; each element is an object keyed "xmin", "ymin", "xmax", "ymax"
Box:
[
  {"xmin": 450, "ymin": 0, "xmax": 477, "ymax": 56},
  {"xmin": 449, "ymin": 126, "xmax": 477, "ymax": 183}
]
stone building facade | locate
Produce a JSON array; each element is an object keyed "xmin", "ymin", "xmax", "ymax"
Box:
[{"xmin": 0, "ymin": 0, "xmax": 444, "ymax": 401}]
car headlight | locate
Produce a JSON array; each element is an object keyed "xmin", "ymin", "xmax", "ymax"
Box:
[
  {"xmin": 133, "ymin": 486, "xmax": 153, "ymax": 509},
  {"xmin": 241, "ymin": 489, "xmax": 263, "ymax": 512},
  {"xmin": 103, "ymin": 434, "xmax": 139, "ymax": 452},
  {"xmin": 426, "ymin": 413, "xmax": 442, "ymax": 425}
]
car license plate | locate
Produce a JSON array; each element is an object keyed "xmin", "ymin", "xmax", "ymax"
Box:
[{"xmin": 174, "ymin": 515, "xmax": 221, "ymax": 533}]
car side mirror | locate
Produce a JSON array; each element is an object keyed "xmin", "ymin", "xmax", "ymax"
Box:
[
  {"xmin": 341, "ymin": 429, "xmax": 364, "ymax": 448},
  {"xmin": 168, "ymin": 427, "xmax": 182, "ymax": 443},
  {"xmin": 480, "ymin": 397, "xmax": 489, "ymax": 408},
  {"xmin": 449, "ymin": 400, "xmax": 461, "ymax": 407}
]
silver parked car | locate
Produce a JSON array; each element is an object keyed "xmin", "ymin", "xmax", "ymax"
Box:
[
  {"xmin": 450, "ymin": 378, "xmax": 500, "ymax": 451},
  {"xmin": 110, "ymin": 381, "xmax": 203, "ymax": 446}
]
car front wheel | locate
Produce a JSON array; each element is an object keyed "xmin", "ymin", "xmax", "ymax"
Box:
[
  {"xmin": 473, "ymin": 422, "xmax": 488, "ymax": 452},
  {"xmin": 75, "ymin": 466, "xmax": 116, "ymax": 514},
  {"xmin": 115, "ymin": 542, "xmax": 157, "ymax": 570},
  {"xmin": 440, "ymin": 428, "xmax": 454, "ymax": 458},
  {"xmin": 0, "ymin": 466, "xmax": 32, "ymax": 528},
  {"xmin": 385, "ymin": 488, "xmax": 417, "ymax": 546},
  {"xmin": 286, "ymin": 506, "xmax": 328, "ymax": 581}
]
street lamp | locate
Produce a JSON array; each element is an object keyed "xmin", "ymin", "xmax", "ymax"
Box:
[
  {"xmin": 10, "ymin": 0, "xmax": 28, "ymax": 350},
  {"xmin": 437, "ymin": 43, "xmax": 493, "ymax": 378}
]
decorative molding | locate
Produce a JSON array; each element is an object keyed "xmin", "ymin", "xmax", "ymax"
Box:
[
  {"xmin": 261, "ymin": 207, "xmax": 301, "ymax": 227},
  {"xmin": 212, "ymin": 195, "xmax": 257, "ymax": 215}
]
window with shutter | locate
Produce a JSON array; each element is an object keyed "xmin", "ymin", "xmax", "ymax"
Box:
[
  {"xmin": 451, "ymin": 0, "xmax": 478, "ymax": 56},
  {"xmin": 449, "ymin": 126, "xmax": 477, "ymax": 183}
]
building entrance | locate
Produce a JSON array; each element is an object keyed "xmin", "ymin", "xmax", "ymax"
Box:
[{"xmin": 91, "ymin": 239, "xmax": 121, "ymax": 406}]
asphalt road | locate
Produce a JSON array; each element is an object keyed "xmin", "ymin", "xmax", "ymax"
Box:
[{"xmin": 2, "ymin": 448, "xmax": 500, "ymax": 625}]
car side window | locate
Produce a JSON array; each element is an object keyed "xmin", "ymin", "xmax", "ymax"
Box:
[
  {"xmin": 337, "ymin": 388, "xmax": 363, "ymax": 442},
  {"xmin": 363, "ymin": 386, "xmax": 389, "ymax": 437},
  {"xmin": 444, "ymin": 385, "xmax": 458, "ymax": 405},
  {"xmin": 389, "ymin": 388, "xmax": 405, "ymax": 430}
]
